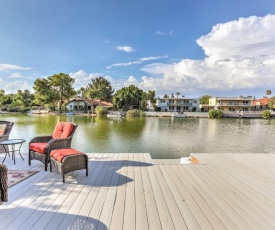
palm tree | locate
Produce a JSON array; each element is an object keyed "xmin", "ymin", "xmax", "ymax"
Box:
[
  {"xmin": 176, "ymin": 92, "xmax": 180, "ymax": 98},
  {"xmin": 85, "ymin": 89, "xmax": 97, "ymax": 114},
  {"xmin": 266, "ymin": 90, "xmax": 272, "ymax": 97},
  {"xmin": 77, "ymin": 87, "xmax": 86, "ymax": 98}
]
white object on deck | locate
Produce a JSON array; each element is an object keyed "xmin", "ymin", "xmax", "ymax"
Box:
[
  {"xmin": 181, "ymin": 157, "xmax": 192, "ymax": 164},
  {"xmin": 181, "ymin": 155, "xmax": 202, "ymax": 164}
]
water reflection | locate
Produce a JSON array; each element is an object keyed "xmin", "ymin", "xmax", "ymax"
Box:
[{"xmin": 1, "ymin": 114, "xmax": 275, "ymax": 159}]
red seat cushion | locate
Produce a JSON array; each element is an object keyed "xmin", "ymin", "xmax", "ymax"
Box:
[
  {"xmin": 52, "ymin": 122, "xmax": 74, "ymax": 139},
  {"xmin": 29, "ymin": 142, "xmax": 47, "ymax": 154},
  {"xmin": 50, "ymin": 148, "xmax": 83, "ymax": 163},
  {"xmin": 0, "ymin": 124, "xmax": 6, "ymax": 135}
]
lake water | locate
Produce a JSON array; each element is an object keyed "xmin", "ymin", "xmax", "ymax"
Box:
[{"xmin": 1, "ymin": 114, "xmax": 275, "ymax": 159}]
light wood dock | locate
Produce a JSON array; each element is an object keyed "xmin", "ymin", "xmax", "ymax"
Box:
[{"xmin": 1, "ymin": 152, "xmax": 275, "ymax": 229}]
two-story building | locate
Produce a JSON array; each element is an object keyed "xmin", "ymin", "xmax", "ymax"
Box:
[
  {"xmin": 156, "ymin": 97, "xmax": 200, "ymax": 112},
  {"xmin": 209, "ymin": 96, "xmax": 253, "ymax": 112}
]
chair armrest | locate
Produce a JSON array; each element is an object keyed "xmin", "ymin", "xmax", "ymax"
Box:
[
  {"xmin": 46, "ymin": 138, "xmax": 73, "ymax": 154},
  {"xmin": 29, "ymin": 135, "xmax": 52, "ymax": 144}
]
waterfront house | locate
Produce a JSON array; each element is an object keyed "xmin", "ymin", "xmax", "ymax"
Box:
[
  {"xmin": 199, "ymin": 104, "xmax": 211, "ymax": 112},
  {"xmin": 252, "ymin": 98, "xmax": 269, "ymax": 110},
  {"xmin": 146, "ymin": 100, "xmax": 154, "ymax": 111},
  {"xmin": 66, "ymin": 98, "xmax": 113, "ymax": 112},
  {"xmin": 209, "ymin": 96, "xmax": 253, "ymax": 112},
  {"xmin": 156, "ymin": 97, "xmax": 200, "ymax": 112}
]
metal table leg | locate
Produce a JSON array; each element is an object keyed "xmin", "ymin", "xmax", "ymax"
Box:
[
  {"xmin": 12, "ymin": 144, "xmax": 15, "ymax": 164},
  {"xmin": 18, "ymin": 143, "xmax": 24, "ymax": 160},
  {"xmin": 1, "ymin": 145, "xmax": 8, "ymax": 163}
]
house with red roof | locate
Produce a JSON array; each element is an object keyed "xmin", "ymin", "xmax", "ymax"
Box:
[
  {"xmin": 66, "ymin": 98, "xmax": 113, "ymax": 112},
  {"xmin": 252, "ymin": 98, "xmax": 269, "ymax": 110}
]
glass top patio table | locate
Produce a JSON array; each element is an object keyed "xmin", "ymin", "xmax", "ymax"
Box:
[{"xmin": 0, "ymin": 139, "xmax": 26, "ymax": 164}]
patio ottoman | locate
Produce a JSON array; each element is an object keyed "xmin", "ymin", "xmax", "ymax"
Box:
[{"xmin": 50, "ymin": 148, "xmax": 88, "ymax": 182}]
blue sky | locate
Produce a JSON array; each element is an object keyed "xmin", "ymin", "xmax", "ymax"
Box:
[{"xmin": 1, "ymin": 0, "xmax": 275, "ymax": 98}]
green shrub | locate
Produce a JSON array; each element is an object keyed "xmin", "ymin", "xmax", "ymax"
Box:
[
  {"xmin": 262, "ymin": 110, "xmax": 271, "ymax": 119},
  {"xmin": 126, "ymin": 109, "xmax": 145, "ymax": 117},
  {"xmin": 209, "ymin": 109, "xmax": 223, "ymax": 119},
  {"xmin": 95, "ymin": 106, "xmax": 107, "ymax": 116}
]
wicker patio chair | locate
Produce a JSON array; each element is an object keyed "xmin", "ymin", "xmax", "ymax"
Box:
[
  {"xmin": 0, "ymin": 164, "xmax": 8, "ymax": 203},
  {"xmin": 29, "ymin": 122, "xmax": 78, "ymax": 171},
  {"xmin": 0, "ymin": 121, "xmax": 14, "ymax": 154}
]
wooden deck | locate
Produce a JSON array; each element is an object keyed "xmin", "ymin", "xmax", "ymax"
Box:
[{"xmin": 1, "ymin": 152, "xmax": 275, "ymax": 229}]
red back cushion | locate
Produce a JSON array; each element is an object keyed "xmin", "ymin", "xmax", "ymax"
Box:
[
  {"xmin": 52, "ymin": 122, "xmax": 74, "ymax": 139},
  {"xmin": 50, "ymin": 148, "xmax": 82, "ymax": 163},
  {"xmin": 0, "ymin": 124, "xmax": 6, "ymax": 135},
  {"xmin": 29, "ymin": 142, "xmax": 47, "ymax": 154}
]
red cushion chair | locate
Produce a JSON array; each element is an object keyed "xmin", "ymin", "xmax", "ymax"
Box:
[{"xmin": 29, "ymin": 122, "xmax": 78, "ymax": 171}]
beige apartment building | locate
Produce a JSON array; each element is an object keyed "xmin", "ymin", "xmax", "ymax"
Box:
[{"xmin": 209, "ymin": 96, "xmax": 253, "ymax": 112}]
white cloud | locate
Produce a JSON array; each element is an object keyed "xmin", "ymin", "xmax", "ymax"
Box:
[
  {"xmin": 69, "ymin": 70, "xmax": 103, "ymax": 88},
  {"xmin": 0, "ymin": 64, "xmax": 34, "ymax": 93},
  {"xmin": 140, "ymin": 14, "xmax": 275, "ymax": 97},
  {"xmin": 155, "ymin": 30, "xmax": 175, "ymax": 36},
  {"xmin": 169, "ymin": 30, "xmax": 175, "ymax": 35},
  {"xmin": 8, "ymin": 72, "xmax": 34, "ymax": 79},
  {"xmin": 126, "ymin": 76, "xmax": 138, "ymax": 85},
  {"xmin": 9, "ymin": 72, "xmax": 22, "ymax": 78},
  {"xmin": 68, "ymin": 70, "xmax": 143, "ymax": 93},
  {"xmin": 117, "ymin": 46, "xmax": 134, "ymax": 52},
  {"xmin": 0, "ymin": 78, "xmax": 32, "ymax": 93},
  {"xmin": 70, "ymin": 70, "xmax": 123, "ymax": 91},
  {"xmin": 197, "ymin": 15, "xmax": 275, "ymax": 61},
  {"xmin": 69, "ymin": 69, "xmax": 136, "ymax": 91},
  {"xmin": 107, "ymin": 56, "xmax": 168, "ymax": 69},
  {"xmin": 155, "ymin": 30, "xmax": 165, "ymax": 35},
  {"xmin": 0, "ymin": 64, "xmax": 31, "ymax": 71}
]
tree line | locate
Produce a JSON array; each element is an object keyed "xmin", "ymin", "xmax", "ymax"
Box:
[{"xmin": 0, "ymin": 73, "xmax": 156, "ymax": 112}]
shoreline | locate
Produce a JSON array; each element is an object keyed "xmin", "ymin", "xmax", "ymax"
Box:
[{"xmin": 1, "ymin": 111, "xmax": 273, "ymax": 119}]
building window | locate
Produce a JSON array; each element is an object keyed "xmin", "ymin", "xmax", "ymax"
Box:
[
  {"xmin": 160, "ymin": 99, "xmax": 165, "ymax": 103},
  {"xmin": 194, "ymin": 100, "xmax": 197, "ymax": 103}
]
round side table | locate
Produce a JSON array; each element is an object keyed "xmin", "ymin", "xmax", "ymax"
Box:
[{"xmin": 0, "ymin": 139, "xmax": 26, "ymax": 164}]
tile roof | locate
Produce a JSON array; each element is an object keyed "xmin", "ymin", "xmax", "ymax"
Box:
[
  {"xmin": 252, "ymin": 98, "xmax": 269, "ymax": 106},
  {"xmin": 67, "ymin": 98, "xmax": 113, "ymax": 107}
]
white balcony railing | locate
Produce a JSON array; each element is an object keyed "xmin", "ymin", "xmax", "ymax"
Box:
[
  {"xmin": 167, "ymin": 103, "xmax": 192, "ymax": 106},
  {"xmin": 216, "ymin": 103, "xmax": 252, "ymax": 106}
]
